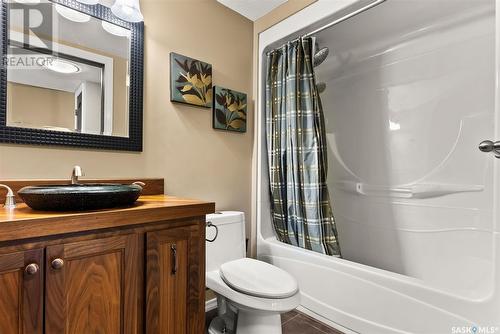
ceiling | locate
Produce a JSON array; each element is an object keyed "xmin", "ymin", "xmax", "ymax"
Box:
[{"xmin": 217, "ymin": 0, "xmax": 288, "ymax": 21}]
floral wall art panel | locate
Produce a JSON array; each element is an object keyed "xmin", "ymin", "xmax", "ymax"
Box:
[
  {"xmin": 170, "ymin": 52, "xmax": 212, "ymax": 108},
  {"xmin": 212, "ymin": 86, "xmax": 247, "ymax": 133}
]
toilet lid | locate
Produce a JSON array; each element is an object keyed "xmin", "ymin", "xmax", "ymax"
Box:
[{"xmin": 219, "ymin": 258, "xmax": 298, "ymax": 299}]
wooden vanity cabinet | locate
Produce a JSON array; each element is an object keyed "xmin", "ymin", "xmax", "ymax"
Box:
[
  {"xmin": 146, "ymin": 224, "xmax": 205, "ymax": 334},
  {"xmin": 0, "ymin": 216, "xmax": 207, "ymax": 334},
  {"xmin": 0, "ymin": 249, "xmax": 44, "ymax": 334},
  {"xmin": 45, "ymin": 234, "xmax": 140, "ymax": 334}
]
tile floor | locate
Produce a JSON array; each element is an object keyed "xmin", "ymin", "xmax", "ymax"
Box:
[
  {"xmin": 206, "ymin": 309, "xmax": 343, "ymax": 334},
  {"xmin": 281, "ymin": 310, "xmax": 343, "ymax": 334}
]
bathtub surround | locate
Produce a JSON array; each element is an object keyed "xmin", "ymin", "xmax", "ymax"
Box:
[
  {"xmin": 257, "ymin": 0, "xmax": 498, "ymax": 332},
  {"xmin": 265, "ymin": 37, "xmax": 340, "ymax": 256}
]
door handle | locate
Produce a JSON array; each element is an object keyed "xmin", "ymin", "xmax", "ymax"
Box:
[
  {"xmin": 478, "ymin": 140, "xmax": 500, "ymax": 158},
  {"xmin": 171, "ymin": 244, "xmax": 177, "ymax": 275}
]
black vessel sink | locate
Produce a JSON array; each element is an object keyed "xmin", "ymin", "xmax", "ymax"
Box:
[{"xmin": 18, "ymin": 183, "xmax": 143, "ymax": 211}]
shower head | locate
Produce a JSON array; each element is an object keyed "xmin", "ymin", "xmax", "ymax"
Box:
[
  {"xmin": 317, "ymin": 82, "xmax": 326, "ymax": 94},
  {"xmin": 314, "ymin": 47, "xmax": 329, "ymax": 67}
]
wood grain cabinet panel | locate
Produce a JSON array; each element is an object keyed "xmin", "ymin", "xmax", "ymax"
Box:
[
  {"xmin": 0, "ymin": 248, "xmax": 43, "ymax": 334},
  {"xmin": 0, "ymin": 214, "xmax": 208, "ymax": 334},
  {"xmin": 146, "ymin": 224, "xmax": 205, "ymax": 334},
  {"xmin": 45, "ymin": 234, "xmax": 140, "ymax": 334}
]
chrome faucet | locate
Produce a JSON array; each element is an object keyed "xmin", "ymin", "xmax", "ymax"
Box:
[
  {"xmin": 71, "ymin": 165, "xmax": 84, "ymax": 185},
  {"xmin": 0, "ymin": 184, "xmax": 16, "ymax": 209}
]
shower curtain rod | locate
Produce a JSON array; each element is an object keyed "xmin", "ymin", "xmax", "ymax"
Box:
[{"xmin": 266, "ymin": 0, "xmax": 387, "ymax": 55}]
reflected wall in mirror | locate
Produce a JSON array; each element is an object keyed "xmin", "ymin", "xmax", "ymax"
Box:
[{"xmin": 7, "ymin": 1, "xmax": 130, "ymax": 137}]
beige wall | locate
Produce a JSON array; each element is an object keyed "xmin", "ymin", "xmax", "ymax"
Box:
[
  {"xmin": 112, "ymin": 56, "xmax": 129, "ymax": 137},
  {"xmin": 0, "ymin": 0, "xmax": 254, "ymax": 234},
  {"xmin": 0, "ymin": 0, "xmax": 317, "ymax": 246},
  {"xmin": 249, "ymin": 0, "xmax": 317, "ymax": 255},
  {"xmin": 7, "ymin": 82, "xmax": 74, "ymax": 130}
]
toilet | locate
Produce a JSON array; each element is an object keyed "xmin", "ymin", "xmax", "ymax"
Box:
[{"xmin": 206, "ymin": 211, "xmax": 300, "ymax": 334}]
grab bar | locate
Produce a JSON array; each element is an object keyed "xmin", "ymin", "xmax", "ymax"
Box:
[{"xmin": 334, "ymin": 181, "xmax": 484, "ymax": 199}]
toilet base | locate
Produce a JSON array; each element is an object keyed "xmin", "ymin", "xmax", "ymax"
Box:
[
  {"xmin": 208, "ymin": 316, "xmax": 236, "ymax": 334},
  {"xmin": 236, "ymin": 310, "xmax": 282, "ymax": 334}
]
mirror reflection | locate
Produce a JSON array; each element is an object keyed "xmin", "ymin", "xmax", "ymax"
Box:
[{"xmin": 6, "ymin": 1, "xmax": 131, "ymax": 137}]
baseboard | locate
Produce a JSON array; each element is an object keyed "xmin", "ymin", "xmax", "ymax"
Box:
[
  {"xmin": 296, "ymin": 305, "xmax": 358, "ymax": 334},
  {"xmin": 206, "ymin": 297, "xmax": 217, "ymax": 312}
]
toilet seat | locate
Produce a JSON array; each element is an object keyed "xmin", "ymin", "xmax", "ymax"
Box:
[
  {"xmin": 206, "ymin": 270, "xmax": 300, "ymax": 313},
  {"xmin": 219, "ymin": 258, "xmax": 299, "ymax": 299}
]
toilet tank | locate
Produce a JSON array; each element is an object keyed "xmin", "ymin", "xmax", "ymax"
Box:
[{"xmin": 206, "ymin": 211, "xmax": 245, "ymax": 272}]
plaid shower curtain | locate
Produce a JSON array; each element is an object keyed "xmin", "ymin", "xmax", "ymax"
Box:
[{"xmin": 265, "ymin": 37, "xmax": 341, "ymax": 256}]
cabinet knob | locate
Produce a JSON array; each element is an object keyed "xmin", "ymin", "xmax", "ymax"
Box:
[
  {"xmin": 25, "ymin": 263, "xmax": 39, "ymax": 275},
  {"xmin": 51, "ymin": 258, "xmax": 64, "ymax": 270}
]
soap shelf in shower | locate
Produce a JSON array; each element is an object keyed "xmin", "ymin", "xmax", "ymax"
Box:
[{"xmin": 334, "ymin": 181, "xmax": 484, "ymax": 199}]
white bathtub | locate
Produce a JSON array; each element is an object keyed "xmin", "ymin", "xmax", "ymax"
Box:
[
  {"xmin": 256, "ymin": 0, "xmax": 500, "ymax": 332},
  {"xmin": 257, "ymin": 235, "xmax": 500, "ymax": 334}
]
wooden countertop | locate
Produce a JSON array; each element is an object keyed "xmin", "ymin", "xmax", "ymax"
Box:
[{"xmin": 0, "ymin": 195, "xmax": 215, "ymax": 243}]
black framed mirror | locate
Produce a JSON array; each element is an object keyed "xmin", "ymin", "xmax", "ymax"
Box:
[{"xmin": 0, "ymin": 0, "xmax": 144, "ymax": 151}]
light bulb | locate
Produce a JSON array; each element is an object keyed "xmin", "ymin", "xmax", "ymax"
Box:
[
  {"xmin": 111, "ymin": 0, "xmax": 143, "ymax": 22},
  {"xmin": 44, "ymin": 58, "xmax": 80, "ymax": 74},
  {"xmin": 55, "ymin": 4, "xmax": 91, "ymax": 23}
]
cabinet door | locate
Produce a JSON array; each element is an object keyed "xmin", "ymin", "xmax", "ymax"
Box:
[
  {"xmin": 146, "ymin": 224, "xmax": 205, "ymax": 334},
  {"xmin": 45, "ymin": 234, "xmax": 140, "ymax": 334},
  {"xmin": 0, "ymin": 248, "xmax": 43, "ymax": 334}
]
